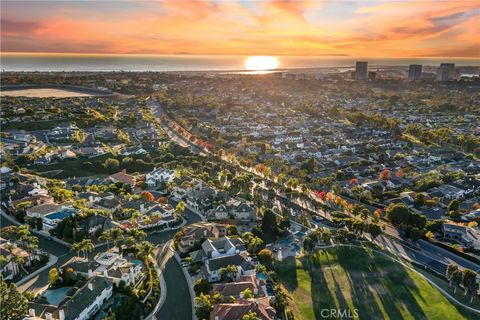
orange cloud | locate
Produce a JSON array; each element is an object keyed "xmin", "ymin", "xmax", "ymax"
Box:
[{"xmin": 1, "ymin": 0, "xmax": 479, "ymax": 57}]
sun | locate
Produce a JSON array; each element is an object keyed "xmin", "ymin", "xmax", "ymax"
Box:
[{"xmin": 244, "ymin": 56, "xmax": 279, "ymax": 71}]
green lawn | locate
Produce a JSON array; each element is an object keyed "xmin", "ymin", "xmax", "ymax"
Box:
[{"xmin": 275, "ymin": 246, "xmax": 475, "ymax": 320}]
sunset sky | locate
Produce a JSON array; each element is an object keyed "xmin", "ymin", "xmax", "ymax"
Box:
[{"xmin": 1, "ymin": 0, "xmax": 479, "ymax": 57}]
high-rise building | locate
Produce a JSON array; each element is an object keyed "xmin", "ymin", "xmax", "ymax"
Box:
[
  {"xmin": 408, "ymin": 64, "xmax": 422, "ymax": 81},
  {"xmin": 436, "ymin": 63, "xmax": 455, "ymax": 81},
  {"xmin": 368, "ymin": 71, "xmax": 377, "ymax": 80},
  {"xmin": 355, "ymin": 61, "xmax": 368, "ymax": 80}
]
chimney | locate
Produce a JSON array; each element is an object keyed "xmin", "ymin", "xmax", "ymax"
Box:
[
  {"xmin": 88, "ymin": 269, "xmax": 93, "ymax": 278},
  {"xmin": 122, "ymin": 169, "xmax": 126, "ymax": 174},
  {"xmin": 88, "ymin": 282, "xmax": 93, "ymax": 291},
  {"xmin": 59, "ymin": 310, "xmax": 65, "ymax": 320},
  {"xmin": 28, "ymin": 309, "xmax": 36, "ymax": 317},
  {"xmin": 45, "ymin": 313, "xmax": 53, "ymax": 320}
]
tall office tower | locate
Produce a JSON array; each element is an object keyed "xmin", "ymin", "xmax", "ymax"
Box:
[
  {"xmin": 355, "ymin": 61, "xmax": 368, "ymax": 80},
  {"xmin": 436, "ymin": 63, "xmax": 455, "ymax": 81},
  {"xmin": 408, "ymin": 64, "xmax": 422, "ymax": 81}
]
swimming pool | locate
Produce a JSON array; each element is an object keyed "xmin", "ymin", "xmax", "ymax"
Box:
[
  {"xmin": 266, "ymin": 282, "xmax": 275, "ymax": 296},
  {"xmin": 257, "ymin": 272, "xmax": 268, "ymax": 281},
  {"xmin": 132, "ymin": 259, "xmax": 143, "ymax": 265},
  {"xmin": 43, "ymin": 286, "xmax": 73, "ymax": 306}
]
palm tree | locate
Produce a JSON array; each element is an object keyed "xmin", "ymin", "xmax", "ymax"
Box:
[
  {"xmin": 99, "ymin": 230, "xmax": 113, "ymax": 249},
  {"xmin": 71, "ymin": 239, "xmax": 94, "ymax": 260},
  {"xmin": 12, "ymin": 255, "xmax": 26, "ymax": 275},
  {"xmin": 220, "ymin": 265, "xmax": 238, "ymax": 282},
  {"xmin": 81, "ymin": 240, "xmax": 94, "ymax": 260},
  {"xmin": 110, "ymin": 227, "xmax": 124, "ymax": 251},
  {"xmin": 129, "ymin": 229, "xmax": 147, "ymax": 242},
  {"xmin": 71, "ymin": 242, "xmax": 82, "ymax": 260}
]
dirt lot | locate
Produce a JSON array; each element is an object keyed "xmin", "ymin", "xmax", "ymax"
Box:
[{"xmin": 1, "ymin": 88, "xmax": 97, "ymax": 97}]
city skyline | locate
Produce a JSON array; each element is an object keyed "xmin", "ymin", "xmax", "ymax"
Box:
[{"xmin": 1, "ymin": 0, "xmax": 479, "ymax": 58}]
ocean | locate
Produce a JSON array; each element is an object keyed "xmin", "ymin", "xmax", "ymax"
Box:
[{"xmin": 1, "ymin": 53, "xmax": 479, "ymax": 72}]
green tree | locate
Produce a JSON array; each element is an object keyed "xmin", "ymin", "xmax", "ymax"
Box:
[
  {"xmin": 174, "ymin": 201, "xmax": 186, "ymax": 217},
  {"xmin": 104, "ymin": 158, "xmax": 120, "ymax": 172},
  {"xmin": 194, "ymin": 293, "xmax": 212, "ymax": 320},
  {"xmin": 48, "ymin": 268, "xmax": 60, "ymax": 287},
  {"xmin": 447, "ymin": 199, "xmax": 460, "ymax": 212},
  {"xmin": 386, "ymin": 203, "xmax": 411, "ymax": 228},
  {"xmin": 462, "ymin": 269, "xmax": 479, "ymax": 302},
  {"xmin": 242, "ymin": 311, "xmax": 259, "ymax": 320},
  {"xmin": 226, "ymin": 225, "xmax": 238, "ymax": 236},
  {"xmin": 0, "ymin": 275, "xmax": 28, "ymax": 320},
  {"xmin": 257, "ymin": 249, "xmax": 274, "ymax": 270},
  {"xmin": 365, "ymin": 223, "xmax": 383, "ymax": 239},
  {"xmin": 409, "ymin": 227, "xmax": 423, "ymax": 242},
  {"xmin": 260, "ymin": 209, "xmax": 278, "ymax": 240},
  {"xmin": 240, "ymin": 288, "xmax": 254, "ymax": 299},
  {"xmin": 220, "ymin": 265, "xmax": 238, "ymax": 281},
  {"xmin": 193, "ymin": 278, "xmax": 211, "ymax": 296}
]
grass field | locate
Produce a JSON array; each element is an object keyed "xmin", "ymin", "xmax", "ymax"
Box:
[{"xmin": 275, "ymin": 246, "xmax": 476, "ymax": 320}]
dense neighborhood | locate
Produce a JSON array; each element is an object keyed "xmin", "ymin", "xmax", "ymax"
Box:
[{"xmin": 1, "ymin": 66, "xmax": 480, "ymax": 320}]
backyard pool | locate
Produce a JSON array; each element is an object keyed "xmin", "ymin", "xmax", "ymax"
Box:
[
  {"xmin": 266, "ymin": 281, "xmax": 275, "ymax": 296},
  {"xmin": 257, "ymin": 272, "xmax": 268, "ymax": 281},
  {"xmin": 43, "ymin": 287, "xmax": 73, "ymax": 306}
]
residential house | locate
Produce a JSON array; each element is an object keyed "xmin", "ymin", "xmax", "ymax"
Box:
[
  {"xmin": 78, "ymin": 215, "xmax": 113, "ymax": 237},
  {"xmin": 60, "ymin": 149, "xmax": 76, "ymax": 160},
  {"xmin": 190, "ymin": 237, "xmax": 246, "ymax": 263},
  {"xmin": 210, "ymin": 275, "xmax": 266, "ymax": 302},
  {"xmin": 26, "ymin": 276, "xmax": 113, "ymax": 320},
  {"xmin": 177, "ymin": 222, "xmax": 226, "ymax": 253},
  {"xmin": 43, "ymin": 208, "xmax": 77, "ymax": 231},
  {"xmin": 94, "ymin": 252, "xmax": 143, "ymax": 287},
  {"xmin": 121, "ymin": 146, "xmax": 147, "ymax": 156},
  {"xmin": 11, "ymin": 194, "xmax": 55, "ymax": 209},
  {"xmin": 92, "ymin": 195, "xmax": 120, "ymax": 213},
  {"xmin": 0, "ymin": 238, "xmax": 31, "ymax": 280},
  {"xmin": 207, "ymin": 198, "xmax": 257, "ymax": 221},
  {"xmin": 431, "ymin": 184, "xmax": 467, "ymax": 201},
  {"xmin": 202, "ymin": 253, "xmax": 255, "ymax": 283},
  {"xmin": 76, "ymin": 192, "xmax": 102, "ymax": 206},
  {"xmin": 442, "ymin": 223, "xmax": 479, "ymax": 248},
  {"xmin": 145, "ymin": 167, "xmax": 175, "ymax": 188},
  {"xmin": 210, "ymin": 297, "xmax": 275, "ymax": 320},
  {"xmin": 106, "ymin": 170, "xmax": 136, "ymax": 187},
  {"xmin": 26, "ymin": 203, "xmax": 62, "ymax": 219}
]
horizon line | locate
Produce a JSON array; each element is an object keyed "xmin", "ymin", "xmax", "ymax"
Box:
[{"xmin": 1, "ymin": 52, "xmax": 480, "ymax": 60}]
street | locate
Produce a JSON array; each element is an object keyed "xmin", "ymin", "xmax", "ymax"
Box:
[{"xmin": 1, "ymin": 207, "xmax": 201, "ymax": 320}]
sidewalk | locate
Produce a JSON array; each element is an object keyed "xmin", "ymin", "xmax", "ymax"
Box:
[
  {"xmin": 145, "ymin": 246, "xmax": 168, "ymax": 320},
  {"xmin": 16, "ymin": 253, "xmax": 58, "ymax": 286}
]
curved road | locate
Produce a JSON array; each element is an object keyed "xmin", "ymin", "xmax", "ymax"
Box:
[{"xmin": 1, "ymin": 207, "xmax": 200, "ymax": 320}]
